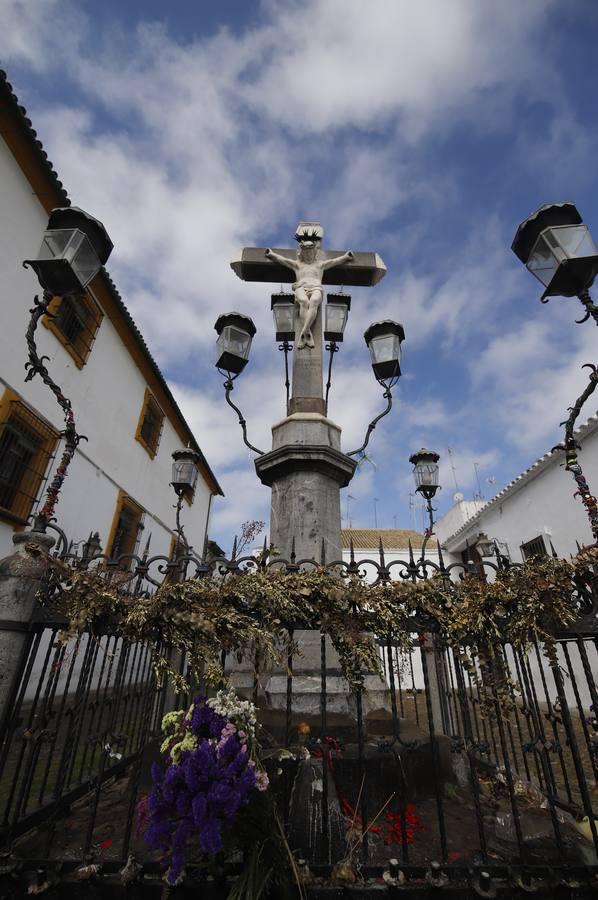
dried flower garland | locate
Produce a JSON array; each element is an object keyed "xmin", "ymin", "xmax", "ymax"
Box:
[{"xmin": 44, "ymin": 551, "xmax": 594, "ymax": 697}]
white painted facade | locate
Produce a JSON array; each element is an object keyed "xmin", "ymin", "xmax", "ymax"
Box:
[
  {"xmin": 0, "ymin": 133, "xmax": 220, "ymax": 562},
  {"xmin": 435, "ymin": 424, "xmax": 598, "ymax": 710},
  {"xmin": 436, "ymin": 414, "xmax": 598, "ymax": 564}
]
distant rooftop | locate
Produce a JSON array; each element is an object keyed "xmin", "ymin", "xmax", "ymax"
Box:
[{"xmin": 342, "ymin": 528, "xmax": 437, "ymax": 550}]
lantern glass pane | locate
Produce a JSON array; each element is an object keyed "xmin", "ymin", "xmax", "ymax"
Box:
[
  {"xmin": 218, "ymin": 325, "xmax": 252, "ymax": 359},
  {"xmin": 36, "ymin": 228, "xmax": 101, "ymax": 289},
  {"xmin": 368, "ymin": 333, "xmax": 399, "ymax": 366},
  {"xmin": 527, "ymin": 234, "xmax": 559, "ymax": 288},
  {"xmin": 475, "ymin": 535, "xmax": 494, "ymax": 557},
  {"xmin": 172, "ymin": 459, "xmax": 198, "ymax": 490},
  {"xmin": 273, "ymin": 303, "xmax": 295, "ymax": 335},
  {"xmin": 71, "ymin": 233, "xmax": 101, "ymax": 287},
  {"xmin": 37, "ymin": 229, "xmax": 72, "ymax": 260},
  {"xmin": 550, "ymin": 224, "xmax": 597, "ymax": 259},
  {"xmin": 414, "ymin": 461, "xmax": 439, "ymax": 489},
  {"xmin": 326, "ymin": 303, "xmax": 348, "ymax": 336}
]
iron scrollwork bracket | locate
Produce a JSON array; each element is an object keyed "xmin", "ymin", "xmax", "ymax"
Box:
[
  {"xmin": 22, "ymin": 286, "xmax": 88, "ymax": 532},
  {"xmin": 220, "ymin": 374, "xmax": 264, "ymax": 456},
  {"xmin": 347, "ymin": 382, "xmax": 393, "ymax": 459}
]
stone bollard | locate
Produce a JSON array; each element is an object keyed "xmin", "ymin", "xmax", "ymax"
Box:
[{"xmin": 0, "ymin": 530, "xmax": 55, "ymax": 740}]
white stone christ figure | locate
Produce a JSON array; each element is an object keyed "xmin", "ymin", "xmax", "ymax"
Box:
[{"xmin": 265, "ymin": 240, "xmax": 353, "ymax": 349}]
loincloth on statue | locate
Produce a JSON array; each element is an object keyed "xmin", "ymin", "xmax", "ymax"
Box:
[{"xmin": 292, "ymin": 280, "xmax": 323, "ymax": 294}]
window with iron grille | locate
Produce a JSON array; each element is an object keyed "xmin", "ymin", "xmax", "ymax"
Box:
[
  {"xmin": 42, "ymin": 293, "xmax": 103, "ymax": 369},
  {"xmin": 520, "ymin": 535, "xmax": 547, "ymax": 560},
  {"xmin": 0, "ymin": 390, "xmax": 58, "ymax": 525},
  {"xmin": 107, "ymin": 490, "xmax": 144, "ymax": 562},
  {"xmin": 135, "ymin": 389, "xmax": 164, "ymax": 458}
]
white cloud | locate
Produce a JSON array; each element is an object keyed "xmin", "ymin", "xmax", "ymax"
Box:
[
  {"xmin": 248, "ymin": 1, "xmax": 557, "ymax": 137},
  {"xmin": 1, "ymin": 0, "xmax": 586, "ymax": 549},
  {"xmin": 469, "ymin": 306, "xmax": 597, "ymax": 453}
]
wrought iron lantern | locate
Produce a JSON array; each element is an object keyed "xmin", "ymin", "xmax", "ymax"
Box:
[
  {"xmin": 81, "ymin": 531, "xmax": 102, "ymax": 560},
  {"xmin": 24, "ymin": 206, "xmax": 113, "ymax": 296},
  {"xmin": 271, "ymin": 293, "xmax": 295, "ymax": 341},
  {"xmin": 324, "ymin": 293, "xmax": 351, "ymax": 343},
  {"xmin": 172, "ymin": 448, "xmax": 201, "ymax": 496},
  {"xmin": 475, "ymin": 532, "xmax": 495, "ymax": 558},
  {"xmin": 214, "ymin": 312, "xmax": 256, "ymax": 375},
  {"xmin": 364, "ymin": 320, "xmax": 405, "ymax": 382},
  {"xmin": 409, "ymin": 448, "xmax": 440, "ymax": 500},
  {"xmin": 512, "ymin": 202, "xmax": 598, "ymax": 299}
]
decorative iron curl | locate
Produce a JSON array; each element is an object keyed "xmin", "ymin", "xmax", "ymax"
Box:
[
  {"xmin": 555, "ymin": 363, "xmax": 598, "ymax": 545},
  {"xmin": 347, "ymin": 385, "xmax": 393, "ymax": 458},
  {"xmin": 576, "ymin": 288, "xmax": 598, "ymax": 326},
  {"xmin": 23, "ymin": 288, "xmax": 88, "ymax": 532},
  {"xmin": 419, "ymin": 496, "xmax": 436, "ymax": 563},
  {"xmin": 221, "ymin": 375, "xmax": 264, "ymax": 456}
]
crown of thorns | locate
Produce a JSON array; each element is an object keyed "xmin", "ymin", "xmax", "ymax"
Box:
[{"xmin": 295, "ymin": 225, "xmax": 323, "ymax": 243}]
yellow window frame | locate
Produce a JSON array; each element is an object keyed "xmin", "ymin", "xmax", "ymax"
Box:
[
  {"xmin": 42, "ymin": 293, "xmax": 104, "ymax": 369},
  {"xmin": 0, "ymin": 388, "xmax": 59, "ymax": 526},
  {"xmin": 135, "ymin": 388, "xmax": 165, "ymax": 459},
  {"xmin": 105, "ymin": 489, "xmax": 145, "ymax": 562}
]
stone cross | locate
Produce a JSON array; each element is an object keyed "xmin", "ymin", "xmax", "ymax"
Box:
[{"xmin": 231, "ymin": 223, "xmax": 386, "ymax": 416}]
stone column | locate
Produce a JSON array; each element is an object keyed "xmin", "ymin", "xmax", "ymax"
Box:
[
  {"xmin": 0, "ymin": 531, "xmax": 55, "ymax": 738},
  {"xmin": 289, "ymin": 305, "xmax": 325, "ymax": 417},
  {"xmin": 256, "ymin": 414, "xmax": 356, "ymax": 562},
  {"xmin": 255, "ymin": 304, "xmax": 356, "ymax": 561}
]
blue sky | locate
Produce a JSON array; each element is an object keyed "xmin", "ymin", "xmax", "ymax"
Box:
[{"xmin": 2, "ymin": 0, "xmax": 598, "ymax": 550}]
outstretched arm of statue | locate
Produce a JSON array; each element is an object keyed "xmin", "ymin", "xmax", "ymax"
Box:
[
  {"xmin": 322, "ymin": 250, "xmax": 354, "ymax": 271},
  {"xmin": 265, "ymin": 248, "xmax": 298, "ymax": 271}
]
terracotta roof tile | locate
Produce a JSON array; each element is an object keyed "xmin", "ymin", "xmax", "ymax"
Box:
[{"xmin": 341, "ymin": 528, "xmax": 437, "ymax": 550}]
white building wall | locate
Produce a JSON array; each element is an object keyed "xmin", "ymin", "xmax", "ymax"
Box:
[
  {"xmin": 435, "ymin": 429, "xmax": 598, "ymax": 710},
  {"xmin": 0, "ymin": 135, "xmax": 214, "ymax": 561},
  {"xmin": 437, "ymin": 423, "xmax": 598, "ymax": 563}
]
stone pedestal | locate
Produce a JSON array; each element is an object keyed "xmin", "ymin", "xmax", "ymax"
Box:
[
  {"xmin": 250, "ymin": 412, "xmax": 391, "ymax": 721},
  {"xmin": 255, "ymin": 413, "xmax": 356, "ymax": 561},
  {"xmin": 0, "ymin": 530, "xmax": 55, "ymax": 737}
]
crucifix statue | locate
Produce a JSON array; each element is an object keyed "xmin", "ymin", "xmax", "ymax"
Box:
[
  {"xmin": 231, "ymin": 222, "xmax": 386, "ymax": 417},
  {"xmin": 265, "ymin": 223, "xmax": 353, "ymax": 349},
  {"xmin": 228, "ymin": 222, "xmax": 395, "ymax": 723}
]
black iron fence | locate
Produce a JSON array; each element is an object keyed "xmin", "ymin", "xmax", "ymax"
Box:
[{"xmin": 0, "ymin": 538, "xmax": 597, "ymax": 896}]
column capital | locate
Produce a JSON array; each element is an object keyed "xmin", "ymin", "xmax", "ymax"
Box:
[{"xmin": 255, "ymin": 444, "xmax": 357, "ymax": 488}]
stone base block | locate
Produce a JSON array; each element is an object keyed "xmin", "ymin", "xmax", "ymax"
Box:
[{"xmin": 264, "ymin": 673, "xmax": 390, "ymax": 719}]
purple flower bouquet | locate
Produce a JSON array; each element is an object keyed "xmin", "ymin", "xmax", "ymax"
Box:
[{"xmin": 139, "ymin": 691, "xmax": 270, "ymax": 886}]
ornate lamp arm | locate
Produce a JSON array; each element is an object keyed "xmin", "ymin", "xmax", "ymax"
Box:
[
  {"xmin": 419, "ymin": 496, "xmax": 436, "ymax": 561},
  {"xmin": 557, "ymin": 363, "xmax": 598, "ymax": 544},
  {"xmin": 324, "ymin": 341, "xmax": 339, "ymax": 416},
  {"xmin": 279, "ymin": 340, "xmax": 292, "ymax": 416},
  {"xmin": 222, "ymin": 376, "xmax": 264, "ymax": 456},
  {"xmin": 576, "ymin": 289, "xmax": 598, "ymax": 326},
  {"xmin": 23, "ymin": 289, "xmax": 87, "ymax": 532},
  {"xmin": 347, "ymin": 385, "xmax": 393, "ymax": 458},
  {"xmin": 172, "ymin": 490, "xmax": 188, "ymax": 556}
]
